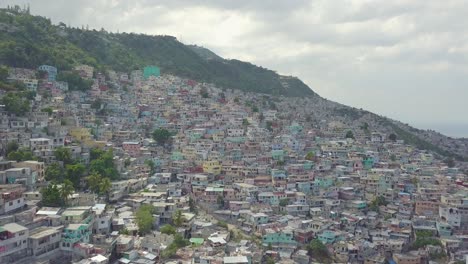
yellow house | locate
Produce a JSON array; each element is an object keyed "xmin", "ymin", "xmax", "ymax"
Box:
[
  {"xmin": 69, "ymin": 127, "xmax": 92, "ymax": 142},
  {"xmin": 203, "ymin": 160, "xmax": 221, "ymax": 175}
]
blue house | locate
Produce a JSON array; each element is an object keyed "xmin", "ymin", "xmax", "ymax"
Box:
[{"xmin": 38, "ymin": 65, "xmax": 58, "ymax": 81}]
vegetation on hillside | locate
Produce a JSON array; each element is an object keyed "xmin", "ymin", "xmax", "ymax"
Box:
[{"xmin": 0, "ymin": 7, "xmax": 315, "ymax": 97}]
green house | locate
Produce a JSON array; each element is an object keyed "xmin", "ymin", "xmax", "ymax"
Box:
[
  {"xmin": 262, "ymin": 230, "xmax": 297, "ymax": 246},
  {"xmin": 143, "ymin": 66, "xmax": 160, "ymax": 79}
]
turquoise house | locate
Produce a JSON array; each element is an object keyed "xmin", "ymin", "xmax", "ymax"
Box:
[
  {"xmin": 62, "ymin": 223, "xmax": 91, "ymax": 248},
  {"xmin": 436, "ymin": 221, "xmax": 452, "ymax": 237},
  {"xmin": 262, "ymin": 230, "xmax": 297, "ymax": 246},
  {"xmin": 318, "ymin": 230, "xmax": 341, "ymax": 244},
  {"xmin": 258, "ymin": 192, "xmax": 279, "ymax": 205},
  {"xmin": 171, "ymin": 152, "xmax": 184, "ymax": 161},
  {"xmin": 271, "ymin": 169, "xmax": 287, "ymax": 181},
  {"xmin": 271, "ymin": 150, "xmax": 285, "ymax": 161},
  {"xmin": 288, "ymin": 123, "xmax": 303, "ymax": 134},
  {"xmin": 314, "ymin": 177, "xmax": 334, "ymax": 188},
  {"xmin": 297, "ymin": 182, "xmax": 312, "ymax": 194},
  {"xmin": 143, "ymin": 66, "xmax": 160, "ymax": 79},
  {"xmin": 362, "ymin": 156, "xmax": 374, "ymax": 169}
]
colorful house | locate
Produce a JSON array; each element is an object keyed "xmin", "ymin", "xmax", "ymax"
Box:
[
  {"xmin": 143, "ymin": 66, "xmax": 160, "ymax": 79},
  {"xmin": 38, "ymin": 65, "xmax": 57, "ymax": 81}
]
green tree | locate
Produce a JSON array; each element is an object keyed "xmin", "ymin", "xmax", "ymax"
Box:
[
  {"xmin": 41, "ymin": 107, "xmax": 53, "ymax": 115},
  {"xmin": 45, "ymin": 162, "xmax": 63, "ymax": 182},
  {"xmin": 279, "ymin": 198, "xmax": 290, "ymax": 207},
  {"xmin": 54, "ymin": 147, "xmax": 72, "ymax": 165},
  {"xmin": 136, "ymin": 204, "xmax": 155, "ymax": 235},
  {"xmin": 307, "ymin": 239, "xmax": 329, "ymax": 261},
  {"xmin": 1, "ymin": 92, "xmax": 30, "ymax": 116},
  {"xmin": 152, "ymin": 129, "xmax": 171, "ymax": 145},
  {"xmin": 188, "ymin": 196, "xmax": 196, "ymax": 212},
  {"xmin": 217, "ymin": 195, "xmax": 224, "ymax": 209},
  {"xmin": 305, "ymin": 151, "xmax": 315, "ymax": 161},
  {"xmin": 345, "ymin": 131, "xmax": 354, "ymax": 139},
  {"xmin": 266, "ymin": 121, "xmax": 273, "ymax": 132},
  {"xmin": 0, "ymin": 65, "xmax": 9, "ymax": 81},
  {"xmin": 6, "ymin": 141, "xmax": 18, "ymax": 156},
  {"xmin": 41, "ymin": 183, "xmax": 62, "ymax": 207},
  {"xmin": 59, "ymin": 179, "xmax": 75, "ymax": 205},
  {"xmin": 99, "ymin": 177, "xmax": 112, "ymax": 200},
  {"xmin": 7, "ymin": 148, "xmax": 35, "ymax": 162},
  {"xmin": 65, "ymin": 163, "xmax": 86, "ymax": 188},
  {"xmin": 389, "ymin": 133, "xmax": 397, "ymax": 141},
  {"xmin": 160, "ymin": 224, "xmax": 176, "ymax": 235},
  {"xmin": 445, "ymin": 157, "xmax": 456, "ymax": 168},
  {"xmin": 86, "ymin": 172, "xmax": 102, "ymax": 193},
  {"xmin": 242, "ymin": 118, "xmax": 250, "ymax": 126},
  {"xmin": 173, "ymin": 210, "xmax": 184, "ymax": 227},
  {"xmin": 145, "ymin": 159, "xmax": 156, "ymax": 175},
  {"xmin": 124, "ymin": 158, "xmax": 131, "ymax": 168}
]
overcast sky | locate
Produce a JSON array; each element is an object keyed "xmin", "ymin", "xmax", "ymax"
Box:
[{"xmin": 3, "ymin": 0, "xmax": 468, "ymax": 137}]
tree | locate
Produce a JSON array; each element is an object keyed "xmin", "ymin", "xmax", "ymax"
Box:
[
  {"xmin": 217, "ymin": 195, "xmax": 225, "ymax": 209},
  {"xmin": 173, "ymin": 210, "xmax": 184, "ymax": 227},
  {"xmin": 6, "ymin": 141, "xmax": 19, "ymax": 156},
  {"xmin": 305, "ymin": 151, "xmax": 315, "ymax": 161},
  {"xmin": 7, "ymin": 148, "xmax": 35, "ymax": 162},
  {"xmin": 0, "ymin": 65, "xmax": 9, "ymax": 81},
  {"xmin": 1, "ymin": 92, "xmax": 30, "ymax": 116},
  {"xmin": 445, "ymin": 157, "xmax": 456, "ymax": 168},
  {"xmin": 345, "ymin": 131, "xmax": 354, "ymax": 139},
  {"xmin": 41, "ymin": 183, "xmax": 62, "ymax": 207},
  {"xmin": 136, "ymin": 204, "xmax": 155, "ymax": 235},
  {"xmin": 99, "ymin": 177, "xmax": 111, "ymax": 196},
  {"xmin": 54, "ymin": 147, "xmax": 72, "ymax": 165},
  {"xmin": 152, "ymin": 129, "xmax": 171, "ymax": 145},
  {"xmin": 124, "ymin": 158, "xmax": 131, "ymax": 168},
  {"xmin": 389, "ymin": 133, "xmax": 397, "ymax": 141},
  {"xmin": 369, "ymin": 195, "xmax": 388, "ymax": 212},
  {"xmin": 65, "ymin": 163, "xmax": 86, "ymax": 188},
  {"xmin": 188, "ymin": 196, "xmax": 196, "ymax": 212},
  {"xmin": 266, "ymin": 121, "xmax": 273, "ymax": 132},
  {"xmin": 279, "ymin": 198, "xmax": 289, "ymax": 207},
  {"xmin": 41, "ymin": 107, "xmax": 53, "ymax": 116},
  {"xmin": 45, "ymin": 162, "xmax": 63, "ymax": 182},
  {"xmin": 145, "ymin": 159, "xmax": 156, "ymax": 175},
  {"xmin": 59, "ymin": 179, "xmax": 75, "ymax": 205},
  {"xmin": 160, "ymin": 224, "xmax": 176, "ymax": 235},
  {"xmin": 86, "ymin": 173, "xmax": 102, "ymax": 193},
  {"xmin": 242, "ymin": 118, "xmax": 250, "ymax": 126},
  {"xmin": 307, "ymin": 239, "xmax": 329, "ymax": 261}
]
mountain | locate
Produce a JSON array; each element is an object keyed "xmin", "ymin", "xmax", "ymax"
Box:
[
  {"xmin": 0, "ymin": 8, "xmax": 315, "ymax": 98},
  {"xmin": 0, "ymin": 7, "xmax": 466, "ymax": 163}
]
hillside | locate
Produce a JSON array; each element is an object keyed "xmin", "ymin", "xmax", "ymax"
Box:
[
  {"xmin": 0, "ymin": 8, "xmax": 315, "ymax": 98},
  {"xmin": 0, "ymin": 7, "xmax": 466, "ymax": 164}
]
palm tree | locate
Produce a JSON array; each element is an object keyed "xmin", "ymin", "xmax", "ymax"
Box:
[
  {"xmin": 60, "ymin": 179, "xmax": 75, "ymax": 206},
  {"xmin": 86, "ymin": 173, "xmax": 101, "ymax": 193},
  {"xmin": 99, "ymin": 177, "xmax": 112, "ymax": 201}
]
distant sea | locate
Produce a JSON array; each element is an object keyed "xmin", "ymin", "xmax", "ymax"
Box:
[{"xmin": 418, "ymin": 123, "xmax": 468, "ymax": 138}]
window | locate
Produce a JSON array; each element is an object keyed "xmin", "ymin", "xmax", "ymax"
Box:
[{"xmin": 9, "ymin": 201, "xmax": 13, "ymax": 206}]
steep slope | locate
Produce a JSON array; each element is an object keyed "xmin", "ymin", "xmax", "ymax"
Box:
[
  {"xmin": 0, "ymin": 7, "xmax": 465, "ymax": 163},
  {"xmin": 0, "ymin": 8, "xmax": 315, "ymax": 98}
]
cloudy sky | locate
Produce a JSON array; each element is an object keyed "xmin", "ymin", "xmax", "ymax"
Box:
[{"xmin": 3, "ymin": 0, "xmax": 468, "ymax": 137}]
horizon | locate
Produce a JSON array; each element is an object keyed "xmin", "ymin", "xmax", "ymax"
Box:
[{"xmin": 1, "ymin": 1, "xmax": 468, "ymax": 138}]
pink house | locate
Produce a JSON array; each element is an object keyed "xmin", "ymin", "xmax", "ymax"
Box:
[{"xmin": 122, "ymin": 141, "xmax": 141, "ymax": 156}]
